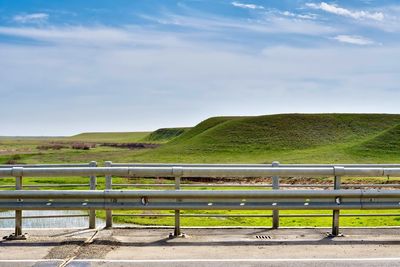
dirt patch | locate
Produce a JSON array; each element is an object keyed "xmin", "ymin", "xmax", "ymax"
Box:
[
  {"xmin": 75, "ymin": 236, "xmax": 120, "ymax": 259},
  {"xmin": 44, "ymin": 239, "xmax": 85, "ymax": 259},
  {"xmin": 44, "ymin": 230, "xmax": 119, "ymax": 260}
]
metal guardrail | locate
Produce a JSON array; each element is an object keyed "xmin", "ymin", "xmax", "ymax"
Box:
[
  {"xmin": 2, "ymin": 166, "xmax": 400, "ymax": 177},
  {"xmin": 0, "ymin": 161, "xmax": 97, "ymax": 240},
  {"xmin": 1, "ymin": 162, "xmax": 400, "ymax": 239},
  {"xmin": 111, "ymin": 163, "xmax": 400, "ymax": 168},
  {"xmin": 0, "ymin": 163, "xmax": 94, "ymax": 168}
]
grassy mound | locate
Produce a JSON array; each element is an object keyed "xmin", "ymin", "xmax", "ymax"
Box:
[
  {"xmin": 168, "ymin": 114, "xmax": 400, "ymax": 151},
  {"xmin": 68, "ymin": 132, "xmax": 151, "ymax": 143},
  {"xmin": 352, "ymin": 124, "xmax": 400, "ymax": 154},
  {"xmin": 139, "ymin": 114, "xmax": 400, "ymax": 163},
  {"xmin": 169, "ymin": 116, "xmax": 242, "ymax": 143},
  {"xmin": 4, "ymin": 113, "xmax": 400, "ymax": 164},
  {"xmin": 142, "ymin": 128, "xmax": 191, "ymax": 143}
]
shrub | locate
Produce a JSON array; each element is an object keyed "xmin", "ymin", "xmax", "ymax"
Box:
[
  {"xmin": 37, "ymin": 143, "xmax": 68, "ymax": 150},
  {"xmin": 71, "ymin": 143, "xmax": 96, "ymax": 150},
  {"xmin": 5, "ymin": 154, "xmax": 23, "ymax": 164}
]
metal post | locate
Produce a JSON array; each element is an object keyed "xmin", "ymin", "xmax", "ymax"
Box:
[
  {"xmin": 15, "ymin": 175, "xmax": 23, "ymax": 237},
  {"xmin": 171, "ymin": 167, "xmax": 183, "ymax": 238},
  {"xmin": 105, "ymin": 161, "xmax": 113, "ymax": 228},
  {"xmin": 331, "ymin": 166, "xmax": 344, "ymax": 237},
  {"xmin": 89, "ymin": 161, "xmax": 97, "ymax": 229},
  {"xmin": 272, "ymin": 161, "xmax": 280, "ymax": 229},
  {"xmin": 4, "ymin": 167, "xmax": 27, "ymax": 240},
  {"xmin": 174, "ymin": 175, "xmax": 181, "ymax": 237}
]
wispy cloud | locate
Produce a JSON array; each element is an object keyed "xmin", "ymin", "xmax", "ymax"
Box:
[
  {"xmin": 231, "ymin": 1, "xmax": 264, "ymax": 10},
  {"xmin": 281, "ymin": 11, "xmax": 317, "ymax": 20},
  {"xmin": 13, "ymin": 13, "xmax": 49, "ymax": 23},
  {"xmin": 0, "ymin": 26, "xmax": 186, "ymax": 48},
  {"xmin": 306, "ymin": 2, "xmax": 384, "ymax": 21},
  {"xmin": 333, "ymin": 35, "xmax": 375, "ymax": 45},
  {"xmin": 140, "ymin": 12, "xmax": 337, "ymax": 37}
]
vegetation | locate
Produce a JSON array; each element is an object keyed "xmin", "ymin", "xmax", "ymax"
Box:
[
  {"xmin": 37, "ymin": 143, "xmax": 69, "ymax": 150},
  {"xmin": 137, "ymin": 113, "xmax": 400, "ymax": 163},
  {"xmin": 2, "ymin": 113, "xmax": 400, "ymax": 164},
  {"xmin": 67, "ymin": 131, "xmax": 151, "ymax": 143},
  {"xmin": 142, "ymin": 127, "xmax": 191, "ymax": 143},
  {"xmin": 107, "ymin": 210, "xmax": 400, "ymax": 227},
  {"xmin": 352, "ymin": 124, "xmax": 400, "ymax": 155}
]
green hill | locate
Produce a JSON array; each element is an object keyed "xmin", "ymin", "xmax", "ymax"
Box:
[
  {"xmin": 142, "ymin": 127, "xmax": 191, "ymax": 143},
  {"xmin": 137, "ymin": 114, "xmax": 400, "ymax": 163},
  {"xmin": 353, "ymin": 124, "xmax": 400, "ymax": 154},
  {"xmin": 2, "ymin": 113, "xmax": 400, "ymax": 165},
  {"xmin": 68, "ymin": 132, "xmax": 151, "ymax": 143}
]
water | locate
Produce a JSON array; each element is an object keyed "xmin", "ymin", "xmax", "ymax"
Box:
[{"xmin": 0, "ymin": 210, "xmax": 105, "ymax": 228}]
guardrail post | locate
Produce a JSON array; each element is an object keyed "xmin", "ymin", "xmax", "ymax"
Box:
[
  {"xmin": 4, "ymin": 167, "xmax": 27, "ymax": 240},
  {"xmin": 272, "ymin": 161, "xmax": 280, "ymax": 229},
  {"xmin": 331, "ymin": 166, "xmax": 344, "ymax": 237},
  {"xmin": 171, "ymin": 167, "xmax": 184, "ymax": 238},
  {"xmin": 15, "ymin": 175, "xmax": 23, "ymax": 237},
  {"xmin": 89, "ymin": 161, "xmax": 97, "ymax": 229},
  {"xmin": 105, "ymin": 161, "xmax": 113, "ymax": 228}
]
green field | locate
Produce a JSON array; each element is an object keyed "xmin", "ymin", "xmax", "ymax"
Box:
[
  {"xmin": 3, "ymin": 113, "xmax": 400, "ymax": 165},
  {"xmin": 1, "ymin": 113, "xmax": 400, "ymax": 227},
  {"xmin": 67, "ymin": 131, "xmax": 151, "ymax": 143}
]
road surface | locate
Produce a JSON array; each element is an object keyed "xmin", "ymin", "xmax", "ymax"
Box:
[{"xmin": 1, "ymin": 227, "xmax": 400, "ymax": 266}]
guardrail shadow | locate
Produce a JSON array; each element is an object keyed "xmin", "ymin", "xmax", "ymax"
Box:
[
  {"xmin": 2, "ymin": 238, "xmax": 400, "ymax": 247},
  {"xmin": 2, "ymin": 230, "xmax": 400, "ymax": 247}
]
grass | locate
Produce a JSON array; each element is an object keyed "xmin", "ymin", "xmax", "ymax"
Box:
[
  {"xmin": 132, "ymin": 113, "xmax": 400, "ymax": 163},
  {"xmin": 3, "ymin": 113, "xmax": 400, "ymax": 164},
  {"xmin": 67, "ymin": 132, "xmax": 151, "ymax": 143},
  {"xmin": 142, "ymin": 127, "xmax": 191, "ymax": 143},
  {"xmin": 106, "ymin": 210, "xmax": 400, "ymax": 227}
]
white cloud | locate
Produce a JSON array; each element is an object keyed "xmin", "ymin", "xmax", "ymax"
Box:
[
  {"xmin": 13, "ymin": 13, "xmax": 49, "ymax": 23},
  {"xmin": 333, "ymin": 35, "xmax": 375, "ymax": 45},
  {"xmin": 1, "ymin": 26, "xmax": 400, "ymax": 135},
  {"xmin": 0, "ymin": 26, "xmax": 130, "ymax": 44},
  {"xmin": 281, "ymin": 11, "xmax": 317, "ymax": 20},
  {"xmin": 231, "ymin": 1, "xmax": 264, "ymax": 10},
  {"xmin": 140, "ymin": 12, "xmax": 337, "ymax": 36},
  {"xmin": 306, "ymin": 2, "xmax": 384, "ymax": 21},
  {"xmin": 0, "ymin": 26, "xmax": 184, "ymax": 48}
]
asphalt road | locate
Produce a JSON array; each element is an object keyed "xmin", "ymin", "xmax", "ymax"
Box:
[
  {"xmin": 1, "ymin": 258, "xmax": 400, "ymax": 267},
  {"xmin": 1, "ymin": 227, "xmax": 400, "ymax": 266}
]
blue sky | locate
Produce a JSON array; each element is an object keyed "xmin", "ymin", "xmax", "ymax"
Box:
[{"xmin": 1, "ymin": 0, "xmax": 400, "ymax": 135}]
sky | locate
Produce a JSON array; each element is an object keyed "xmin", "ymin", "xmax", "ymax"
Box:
[{"xmin": 0, "ymin": 0, "xmax": 400, "ymax": 135}]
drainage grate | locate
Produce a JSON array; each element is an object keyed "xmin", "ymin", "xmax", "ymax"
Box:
[{"xmin": 255, "ymin": 235, "xmax": 272, "ymax": 239}]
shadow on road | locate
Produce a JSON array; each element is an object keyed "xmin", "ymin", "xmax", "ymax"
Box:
[{"xmin": 2, "ymin": 237, "xmax": 400, "ymax": 247}]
